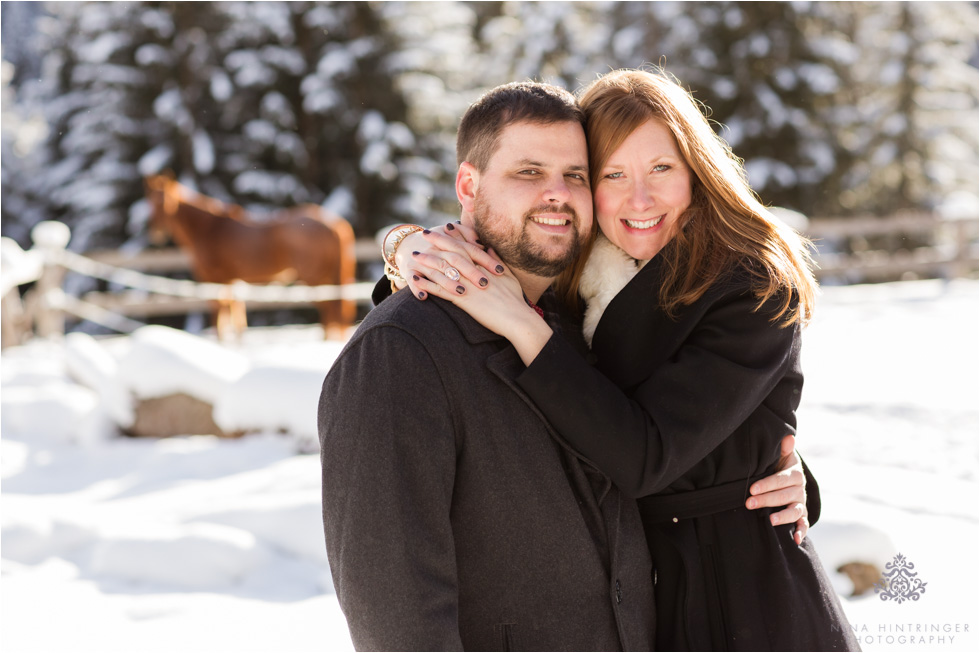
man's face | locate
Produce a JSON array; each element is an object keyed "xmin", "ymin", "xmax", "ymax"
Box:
[{"xmin": 470, "ymin": 121, "xmax": 593, "ymax": 278}]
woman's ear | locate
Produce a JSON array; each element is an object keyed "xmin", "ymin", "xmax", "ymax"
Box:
[{"xmin": 456, "ymin": 162, "xmax": 479, "ymax": 213}]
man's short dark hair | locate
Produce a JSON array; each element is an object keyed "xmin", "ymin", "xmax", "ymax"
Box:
[{"xmin": 456, "ymin": 81, "xmax": 585, "ymax": 171}]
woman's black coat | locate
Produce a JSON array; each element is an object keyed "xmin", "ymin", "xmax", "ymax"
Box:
[{"xmin": 516, "ymin": 255, "xmax": 859, "ymax": 652}]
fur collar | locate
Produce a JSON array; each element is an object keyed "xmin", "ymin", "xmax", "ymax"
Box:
[{"xmin": 579, "ymin": 234, "xmax": 649, "ymax": 347}]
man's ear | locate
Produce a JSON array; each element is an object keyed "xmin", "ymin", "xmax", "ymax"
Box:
[{"xmin": 456, "ymin": 162, "xmax": 479, "ymax": 213}]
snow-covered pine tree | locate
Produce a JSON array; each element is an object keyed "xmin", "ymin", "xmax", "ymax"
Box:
[
  {"xmin": 377, "ymin": 0, "xmax": 480, "ymax": 221},
  {"xmin": 6, "ymin": 1, "xmax": 459, "ymax": 253},
  {"xmin": 132, "ymin": 2, "xmax": 232, "ymax": 206},
  {"xmin": 828, "ymin": 1, "xmax": 978, "ymax": 217},
  {"xmin": 211, "ymin": 1, "xmax": 448, "ymax": 235},
  {"xmin": 4, "ymin": 2, "xmax": 225, "ymax": 253},
  {"xmin": 474, "ymin": 1, "xmax": 614, "ymax": 93}
]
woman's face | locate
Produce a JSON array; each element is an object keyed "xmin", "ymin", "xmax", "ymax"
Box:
[{"xmin": 593, "ymin": 119, "xmax": 692, "ymax": 261}]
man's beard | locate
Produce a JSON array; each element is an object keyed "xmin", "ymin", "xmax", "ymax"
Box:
[{"xmin": 473, "ymin": 195, "xmax": 583, "ymax": 278}]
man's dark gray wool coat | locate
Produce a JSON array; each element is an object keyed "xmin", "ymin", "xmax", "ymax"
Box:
[{"xmin": 318, "ymin": 289, "xmax": 656, "ymax": 652}]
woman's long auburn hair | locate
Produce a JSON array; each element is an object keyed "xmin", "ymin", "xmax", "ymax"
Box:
[{"xmin": 554, "ymin": 68, "xmax": 817, "ymax": 326}]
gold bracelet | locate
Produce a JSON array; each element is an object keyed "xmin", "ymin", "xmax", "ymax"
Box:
[
  {"xmin": 384, "ymin": 260, "xmax": 405, "ymax": 284},
  {"xmin": 381, "ymin": 224, "xmax": 425, "ymax": 272}
]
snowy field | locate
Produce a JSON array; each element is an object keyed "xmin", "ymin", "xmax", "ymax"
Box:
[{"xmin": 2, "ymin": 278, "xmax": 977, "ymax": 652}]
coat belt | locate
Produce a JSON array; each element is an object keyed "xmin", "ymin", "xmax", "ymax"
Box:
[{"xmin": 637, "ymin": 474, "xmax": 769, "ymax": 524}]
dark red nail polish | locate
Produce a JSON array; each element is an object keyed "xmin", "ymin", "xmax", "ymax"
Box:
[
  {"xmin": 456, "ymin": 285, "xmax": 465, "ymax": 294},
  {"xmin": 412, "ymin": 274, "xmax": 420, "ymax": 281},
  {"xmin": 411, "ymin": 251, "xmax": 419, "ymax": 256},
  {"xmin": 422, "ymin": 229, "xmax": 431, "ymax": 235},
  {"xmin": 495, "ymin": 265, "xmax": 504, "ymax": 273},
  {"xmin": 479, "ymin": 278, "xmax": 488, "ymax": 287},
  {"xmin": 418, "ymin": 291, "xmax": 425, "ymax": 299},
  {"xmin": 455, "ymin": 220, "xmax": 461, "ymax": 224},
  {"xmin": 446, "ymin": 223, "xmax": 455, "ymax": 231}
]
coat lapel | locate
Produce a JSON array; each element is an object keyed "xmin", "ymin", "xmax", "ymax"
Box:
[{"xmin": 590, "ymin": 254, "xmax": 679, "ymax": 389}]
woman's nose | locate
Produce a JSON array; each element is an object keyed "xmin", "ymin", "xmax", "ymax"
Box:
[{"xmin": 628, "ymin": 179, "xmax": 654, "ymax": 211}]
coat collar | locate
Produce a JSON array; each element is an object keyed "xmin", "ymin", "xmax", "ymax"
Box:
[
  {"xmin": 428, "ymin": 295, "xmax": 509, "ymax": 345},
  {"xmin": 428, "ymin": 289, "xmax": 564, "ymax": 346}
]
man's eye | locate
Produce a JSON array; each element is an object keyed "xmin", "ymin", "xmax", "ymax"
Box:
[{"xmin": 519, "ymin": 169, "xmax": 540, "ymax": 175}]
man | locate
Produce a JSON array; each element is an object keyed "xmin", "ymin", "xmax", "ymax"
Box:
[
  {"xmin": 319, "ymin": 82, "xmax": 810, "ymax": 651},
  {"xmin": 320, "ymin": 82, "xmax": 656, "ymax": 651}
]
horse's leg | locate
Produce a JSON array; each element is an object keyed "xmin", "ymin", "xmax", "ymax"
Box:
[
  {"xmin": 316, "ymin": 300, "xmax": 342, "ymax": 340},
  {"xmin": 215, "ymin": 300, "xmax": 228, "ymax": 342},
  {"xmin": 230, "ymin": 299, "xmax": 248, "ymax": 340},
  {"xmin": 214, "ymin": 298, "xmax": 234, "ymax": 342},
  {"xmin": 340, "ymin": 295, "xmax": 356, "ymax": 328}
]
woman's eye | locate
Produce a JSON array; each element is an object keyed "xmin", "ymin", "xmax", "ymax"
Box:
[
  {"xmin": 604, "ymin": 171, "xmax": 624, "ymax": 179},
  {"xmin": 653, "ymin": 164, "xmax": 670, "ymax": 172}
]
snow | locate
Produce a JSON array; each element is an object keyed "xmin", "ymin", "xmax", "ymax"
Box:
[
  {"xmin": 2, "ymin": 279, "xmax": 978, "ymax": 651},
  {"xmin": 136, "ymin": 143, "xmax": 173, "ymax": 177},
  {"xmin": 191, "ymin": 129, "xmax": 215, "ymax": 175},
  {"xmin": 1, "ymin": 236, "xmax": 45, "ymax": 295},
  {"xmin": 115, "ymin": 325, "xmax": 249, "ymax": 404},
  {"xmin": 65, "ymin": 332, "xmax": 134, "ymax": 430}
]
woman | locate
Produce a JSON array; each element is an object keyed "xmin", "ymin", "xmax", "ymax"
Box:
[{"xmin": 388, "ymin": 69, "xmax": 857, "ymax": 651}]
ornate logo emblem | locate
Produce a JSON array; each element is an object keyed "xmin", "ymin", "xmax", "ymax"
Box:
[{"xmin": 874, "ymin": 553, "xmax": 927, "ymax": 604}]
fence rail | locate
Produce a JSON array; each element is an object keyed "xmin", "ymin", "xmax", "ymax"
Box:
[
  {"xmin": 85, "ymin": 238, "xmax": 382, "ymax": 272},
  {"xmin": 804, "ymin": 212, "xmax": 978, "ymax": 282},
  {"xmin": 2, "ymin": 213, "xmax": 977, "ymax": 348}
]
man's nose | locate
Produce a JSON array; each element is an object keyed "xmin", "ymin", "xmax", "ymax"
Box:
[{"xmin": 543, "ymin": 175, "xmax": 572, "ymax": 204}]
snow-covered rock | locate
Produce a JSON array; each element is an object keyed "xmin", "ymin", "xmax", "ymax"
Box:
[
  {"xmin": 116, "ymin": 326, "xmax": 249, "ymax": 404},
  {"xmin": 65, "ymin": 331, "xmax": 134, "ymax": 429},
  {"xmin": 213, "ymin": 365, "xmax": 324, "ymax": 452}
]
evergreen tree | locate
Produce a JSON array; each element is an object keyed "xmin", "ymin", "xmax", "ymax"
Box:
[
  {"xmin": 3, "ymin": 0, "xmax": 976, "ymax": 261},
  {"xmin": 2, "ymin": 2, "xmax": 231, "ymax": 253},
  {"xmin": 208, "ymin": 1, "xmax": 451, "ymax": 235},
  {"xmin": 475, "ymin": 1, "xmax": 613, "ymax": 92},
  {"xmin": 4, "ymin": 1, "xmax": 459, "ymax": 255},
  {"xmin": 829, "ymin": 1, "xmax": 978, "ymax": 217}
]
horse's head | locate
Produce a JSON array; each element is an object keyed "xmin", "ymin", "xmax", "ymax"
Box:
[{"xmin": 145, "ymin": 173, "xmax": 179, "ymax": 245}]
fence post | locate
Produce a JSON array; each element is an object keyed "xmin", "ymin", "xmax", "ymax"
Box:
[
  {"xmin": 31, "ymin": 221, "xmax": 71, "ymax": 339},
  {"xmin": 951, "ymin": 217, "xmax": 971, "ymax": 279}
]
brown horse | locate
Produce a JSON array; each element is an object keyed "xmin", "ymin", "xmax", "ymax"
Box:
[{"xmin": 145, "ymin": 174, "xmax": 356, "ymax": 340}]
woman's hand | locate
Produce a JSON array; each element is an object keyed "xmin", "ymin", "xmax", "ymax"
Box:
[
  {"xmin": 413, "ymin": 255, "xmax": 554, "ymax": 366},
  {"xmin": 393, "ymin": 222, "xmax": 506, "ymax": 300},
  {"xmin": 745, "ymin": 434, "xmax": 809, "ymax": 545}
]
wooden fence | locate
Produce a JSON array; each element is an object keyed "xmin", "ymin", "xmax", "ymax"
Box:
[
  {"xmin": 76, "ymin": 239, "xmax": 383, "ymax": 319},
  {"xmin": 1, "ymin": 223, "xmax": 382, "ymax": 347},
  {"xmin": 805, "ymin": 211, "xmax": 978, "ymax": 283},
  {"xmin": 2, "ymin": 212, "xmax": 977, "ymax": 348}
]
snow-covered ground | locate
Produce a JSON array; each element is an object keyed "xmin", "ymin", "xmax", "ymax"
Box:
[{"xmin": 2, "ymin": 279, "xmax": 977, "ymax": 652}]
